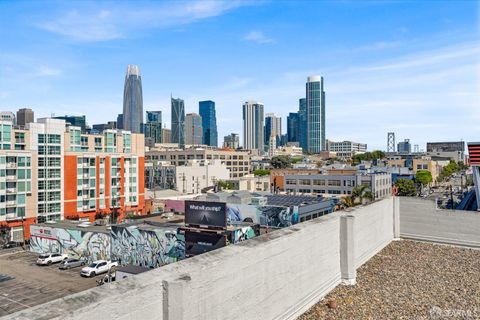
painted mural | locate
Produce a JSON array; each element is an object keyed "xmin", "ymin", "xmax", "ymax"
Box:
[
  {"xmin": 111, "ymin": 226, "xmax": 185, "ymax": 268},
  {"xmin": 230, "ymin": 226, "xmax": 257, "ymax": 244},
  {"xmin": 227, "ymin": 204, "xmax": 298, "ymax": 228},
  {"xmin": 29, "ymin": 225, "xmax": 111, "ymax": 263}
]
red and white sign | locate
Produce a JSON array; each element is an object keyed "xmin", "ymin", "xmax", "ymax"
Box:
[{"xmin": 30, "ymin": 225, "xmax": 57, "ymax": 240}]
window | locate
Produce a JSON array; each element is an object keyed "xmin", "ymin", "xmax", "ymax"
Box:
[
  {"xmin": 47, "ymin": 134, "xmax": 61, "ymax": 144},
  {"xmin": 17, "ymin": 194, "xmax": 26, "ymax": 205},
  {"xmin": 299, "ymin": 179, "xmax": 311, "ymax": 185},
  {"xmin": 312, "ymin": 179, "xmax": 325, "ymax": 186},
  {"xmin": 328, "ymin": 180, "xmax": 341, "ymax": 186},
  {"xmin": 286, "ymin": 179, "xmax": 297, "ymax": 185}
]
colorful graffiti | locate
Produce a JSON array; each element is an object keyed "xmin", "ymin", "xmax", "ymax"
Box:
[
  {"xmin": 111, "ymin": 225, "xmax": 185, "ymax": 268},
  {"xmin": 227, "ymin": 204, "xmax": 297, "ymax": 228},
  {"xmin": 230, "ymin": 226, "xmax": 257, "ymax": 244},
  {"xmin": 29, "ymin": 225, "xmax": 111, "ymax": 263}
]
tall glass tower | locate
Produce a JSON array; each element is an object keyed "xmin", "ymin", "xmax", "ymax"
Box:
[
  {"xmin": 298, "ymin": 98, "xmax": 307, "ymax": 150},
  {"xmin": 305, "ymin": 76, "xmax": 325, "ymax": 153},
  {"xmin": 287, "ymin": 112, "xmax": 299, "ymax": 143},
  {"xmin": 171, "ymin": 97, "xmax": 185, "ymax": 148},
  {"xmin": 122, "ymin": 65, "xmax": 143, "ymax": 133},
  {"xmin": 242, "ymin": 101, "xmax": 264, "ymax": 151},
  {"xmin": 199, "ymin": 100, "xmax": 218, "ymax": 147}
]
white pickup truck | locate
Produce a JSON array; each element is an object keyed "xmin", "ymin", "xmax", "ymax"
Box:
[{"xmin": 80, "ymin": 260, "xmax": 118, "ymax": 277}]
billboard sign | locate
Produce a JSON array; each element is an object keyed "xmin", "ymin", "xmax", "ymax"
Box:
[
  {"xmin": 185, "ymin": 231, "xmax": 226, "ymax": 257},
  {"xmin": 185, "ymin": 201, "xmax": 227, "ymax": 229}
]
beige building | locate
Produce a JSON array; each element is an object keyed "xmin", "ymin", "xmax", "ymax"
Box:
[
  {"xmin": 176, "ymin": 160, "xmax": 229, "ymax": 194},
  {"xmin": 146, "ymin": 146, "xmax": 251, "ymax": 179}
]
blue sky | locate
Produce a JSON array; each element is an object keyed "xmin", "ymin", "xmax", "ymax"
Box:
[{"xmin": 0, "ymin": 0, "xmax": 479, "ymax": 150}]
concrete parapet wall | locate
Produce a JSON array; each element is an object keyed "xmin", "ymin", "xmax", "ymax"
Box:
[
  {"xmin": 399, "ymin": 197, "xmax": 480, "ymax": 248},
  {"xmin": 348, "ymin": 199, "xmax": 395, "ymax": 268},
  {"xmin": 6, "ymin": 198, "xmax": 399, "ymax": 320},
  {"xmin": 162, "ymin": 214, "xmax": 342, "ymax": 320}
]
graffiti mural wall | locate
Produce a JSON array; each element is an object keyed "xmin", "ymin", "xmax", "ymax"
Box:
[
  {"xmin": 29, "ymin": 225, "xmax": 111, "ymax": 263},
  {"xmin": 228, "ymin": 226, "xmax": 259, "ymax": 244},
  {"xmin": 111, "ymin": 225, "xmax": 185, "ymax": 268},
  {"xmin": 227, "ymin": 204, "xmax": 297, "ymax": 228}
]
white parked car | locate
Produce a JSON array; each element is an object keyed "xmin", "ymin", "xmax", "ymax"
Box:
[
  {"xmin": 36, "ymin": 253, "xmax": 68, "ymax": 266},
  {"xmin": 80, "ymin": 260, "xmax": 118, "ymax": 277}
]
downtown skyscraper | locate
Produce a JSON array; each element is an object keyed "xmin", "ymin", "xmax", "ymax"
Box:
[
  {"xmin": 171, "ymin": 97, "xmax": 185, "ymax": 148},
  {"xmin": 264, "ymin": 113, "xmax": 282, "ymax": 147},
  {"xmin": 199, "ymin": 100, "xmax": 218, "ymax": 147},
  {"xmin": 185, "ymin": 113, "xmax": 203, "ymax": 145},
  {"xmin": 122, "ymin": 65, "xmax": 143, "ymax": 133},
  {"xmin": 242, "ymin": 101, "xmax": 264, "ymax": 151},
  {"xmin": 305, "ymin": 76, "xmax": 326, "ymax": 153}
]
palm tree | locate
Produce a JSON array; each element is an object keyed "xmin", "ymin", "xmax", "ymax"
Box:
[
  {"xmin": 341, "ymin": 196, "xmax": 355, "ymax": 208},
  {"xmin": 351, "ymin": 185, "xmax": 374, "ymax": 205}
]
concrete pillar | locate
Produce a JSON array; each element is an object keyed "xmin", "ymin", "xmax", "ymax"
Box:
[
  {"xmin": 340, "ymin": 215, "xmax": 356, "ymax": 285},
  {"xmin": 163, "ymin": 279, "xmax": 185, "ymax": 320},
  {"xmin": 393, "ymin": 196, "xmax": 401, "ymax": 239}
]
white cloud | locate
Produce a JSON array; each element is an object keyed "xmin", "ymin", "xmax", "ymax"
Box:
[
  {"xmin": 243, "ymin": 31, "xmax": 274, "ymax": 44},
  {"xmin": 357, "ymin": 40, "xmax": 407, "ymax": 51},
  {"xmin": 36, "ymin": 65, "xmax": 62, "ymax": 77},
  {"xmin": 37, "ymin": 1, "xmax": 255, "ymax": 42}
]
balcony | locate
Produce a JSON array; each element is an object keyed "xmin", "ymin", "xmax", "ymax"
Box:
[
  {"xmin": 6, "ymin": 175, "xmax": 16, "ymax": 181},
  {"xmin": 6, "ymin": 188, "xmax": 16, "ymax": 194},
  {"xmin": 6, "ymin": 162, "xmax": 16, "ymax": 168},
  {"xmin": 6, "ymin": 200, "xmax": 16, "ymax": 207}
]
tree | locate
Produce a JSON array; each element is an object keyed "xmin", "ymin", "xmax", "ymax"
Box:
[
  {"xmin": 341, "ymin": 196, "xmax": 355, "ymax": 208},
  {"xmin": 253, "ymin": 169, "xmax": 270, "ymax": 177},
  {"xmin": 290, "ymin": 157, "xmax": 303, "ymax": 164},
  {"xmin": 217, "ymin": 180, "xmax": 234, "ymax": 190},
  {"xmin": 270, "ymin": 155, "xmax": 291, "ymax": 169},
  {"xmin": 351, "ymin": 184, "xmax": 374, "ymax": 204},
  {"xmin": 415, "ymin": 170, "xmax": 433, "ymax": 186},
  {"xmin": 396, "ymin": 179, "xmax": 416, "ymax": 196},
  {"xmin": 351, "ymin": 150, "xmax": 386, "ymax": 164},
  {"xmin": 437, "ymin": 160, "xmax": 463, "ymax": 182}
]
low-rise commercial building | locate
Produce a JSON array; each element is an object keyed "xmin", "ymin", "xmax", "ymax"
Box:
[
  {"xmin": 284, "ymin": 172, "xmax": 392, "ymax": 199},
  {"xmin": 327, "ymin": 140, "xmax": 367, "ymax": 159}
]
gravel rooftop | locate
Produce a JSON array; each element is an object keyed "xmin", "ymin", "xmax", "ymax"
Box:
[{"xmin": 300, "ymin": 240, "xmax": 480, "ymax": 320}]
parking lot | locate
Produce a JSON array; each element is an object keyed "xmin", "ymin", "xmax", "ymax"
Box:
[{"xmin": 0, "ymin": 250, "xmax": 98, "ymax": 316}]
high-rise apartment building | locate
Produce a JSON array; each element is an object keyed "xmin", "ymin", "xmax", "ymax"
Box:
[
  {"xmin": 122, "ymin": 65, "xmax": 143, "ymax": 133},
  {"xmin": 242, "ymin": 101, "xmax": 264, "ymax": 151},
  {"xmin": 171, "ymin": 97, "xmax": 185, "ymax": 148},
  {"xmin": 185, "ymin": 113, "xmax": 203, "ymax": 145},
  {"xmin": 0, "ymin": 119, "xmax": 145, "ymax": 241},
  {"xmin": 16, "ymin": 108, "xmax": 34, "ymax": 127},
  {"xmin": 199, "ymin": 100, "xmax": 218, "ymax": 147},
  {"xmin": 305, "ymin": 76, "xmax": 326, "ymax": 153},
  {"xmin": 264, "ymin": 113, "xmax": 282, "ymax": 147},
  {"xmin": 287, "ymin": 112, "xmax": 299, "ymax": 143},
  {"xmin": 298, "ymin": 98, "xmax": 307, "ymax": 150},
  {"xmin": 223, "ymin": 133, "xmax": 240, "ymax": 149},
  {"xmin": 142, "ymin": 111, "xmax": 162, "ymax": 145}
]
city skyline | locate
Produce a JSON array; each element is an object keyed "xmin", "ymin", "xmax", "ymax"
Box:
[{"xmin": 0, "ymin": 1, "xmax": 478, "ymax": 150}]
